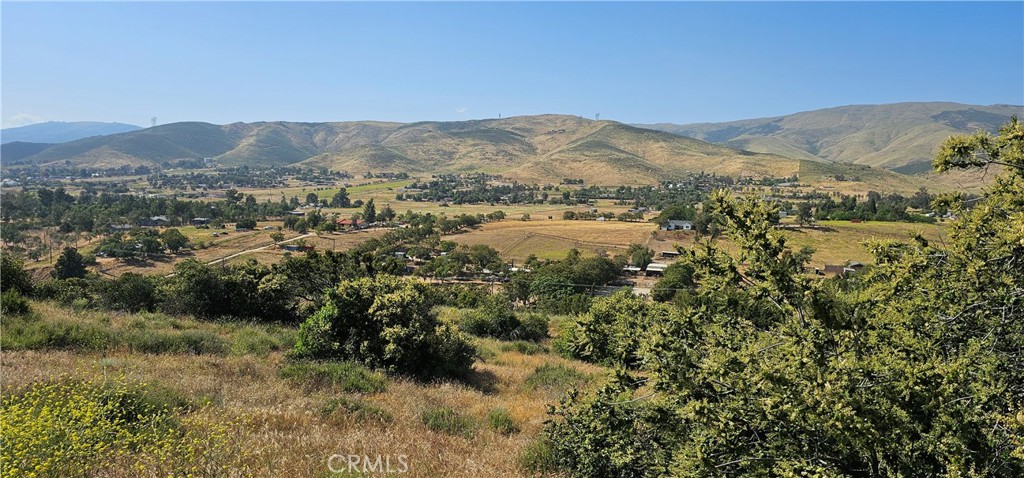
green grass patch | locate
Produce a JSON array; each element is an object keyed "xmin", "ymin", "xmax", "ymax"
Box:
[
  {"xmin": 524, "ymin": 363, "xmax": 591, "ymax": 392},
  {"xmin": 319, "ymin": 397, "xmax": 393, "ymax": 424},
  {"xmin": 486, "ymin": 407, "xmax": 520, "ymax": 435},
  {"xmin": 279, "ymin": 361, "xmax": 387, "ymax": 393},
  {"xmin": 420, "ymin": 406, "xmax": 476, "ymax": 438},
  {"xmin": 500, "ymin": 341, "xmax": 548, "ymax": 355}
]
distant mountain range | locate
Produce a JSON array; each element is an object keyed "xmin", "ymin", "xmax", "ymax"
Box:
[
  {"xmin": 1, "ymin": 121, "xmax": 142, "ymax": 145},
  {"xmin": 3, "ymin": 103, "xmax": 1018, "ymax": 190},
  {"xmin": 3, "ymin": 115, "xmax": 804, "ymax": 185},
  {"xmin": 638, "ymin": 102, "xmax": 1023, "ymax": 174}
]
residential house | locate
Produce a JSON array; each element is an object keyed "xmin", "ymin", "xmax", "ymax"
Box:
[{"xmin": 662, "ymin": 220, "xmax": 693, "ymax": 231}]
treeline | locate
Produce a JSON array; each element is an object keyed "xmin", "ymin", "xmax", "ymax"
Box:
[
  {"xmin": 0, "ymin": 187, "xmax": 287, "ymax": 233},
  {"xmin": 146, "ymin": 167, "xmax": 353, "ymax": 191},
  {"xmin": 811, "ymin": 189, "xmax": 940, "ymax": 222}
]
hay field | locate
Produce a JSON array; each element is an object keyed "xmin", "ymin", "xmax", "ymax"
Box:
[{"xmin": 445, "ymin": 220, "xmax": 658, "ymax": 261}]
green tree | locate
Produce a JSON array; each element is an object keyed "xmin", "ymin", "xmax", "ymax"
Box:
[
  {"xmin": 160, "ymin": 228, "xmax": 190, "ymax": 253},
  {"xmin": 544, "ymin": 120, "xmax": 1024, "ymax": 477},
  {"xmin": 330, "ymin": 188, "xmax": 351, "ymax": 207},
  {"xmin": 1, "ymin": 253, "xmax": 34, "ymax": 296},
  {"xmin": 52, "ymin": 247, "xmax": 88, "ymax": 279},
  {"xmin": 378, "ymin": 204, "xmax": 396, "ymax": 222},
  {"xmin": 99, "ymin": 273, "xmax": 159, "ymax": 312},
  {"xmin": 796, "ymin": 201, "xmax": 815, "ymax": 226},
  {"xmin": 235, "ymin": 218, "xmax": 257, "ymax": 230},
  {"xmin": 291, "ymin": 276, "xmax": 475, "ymax": 379},
  {"xmin": 626, "ymin": 243, "xmax": 654, "ymax": 268},
  {"xmin": 305, "ymin": 192, "xmax": 319, "ymax": 206},
  {"xmin": 363, "ymin": 198, "xmax": 377, "ymax": 223}
]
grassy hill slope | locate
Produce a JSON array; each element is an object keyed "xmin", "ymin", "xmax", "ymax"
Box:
[{"xmin": 640, "ymin": 102, "xmax": 1023, "ymax": 172}]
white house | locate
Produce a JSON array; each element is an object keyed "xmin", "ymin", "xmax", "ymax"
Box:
[{"xmin": 662, "ymin": 220, "xmax": 693, "ymax": 231}]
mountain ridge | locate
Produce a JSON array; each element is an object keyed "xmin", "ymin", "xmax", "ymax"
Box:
[
  {"xmin": 637, "ymin": 102, "xmax": 1023, "ymax": 172},
  {"xmin": 1, "ymin": 121, "xmax": 142, "ymax": 144},
  {"xmin": 11, "ymin": 115, "xmax": 805, "ymax": 185}
]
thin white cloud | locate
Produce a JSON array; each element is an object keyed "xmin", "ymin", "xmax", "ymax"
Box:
[
  {"xmin": 455, "ymin": 107, "xmax": 469, "ymax": 114},
  {"xmin": 3, "ymin": 113, "xmax": 46, "ymax": 128}
]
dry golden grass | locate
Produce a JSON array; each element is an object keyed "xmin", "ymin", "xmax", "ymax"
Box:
[{"xmin": 1, "ymin": 319, "xmax": 603, "ymax": 477}]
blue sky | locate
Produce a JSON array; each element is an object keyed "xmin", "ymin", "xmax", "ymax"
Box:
[{"xmin": 2, "ymin": 2, "xmax": 1022, "ymax": 128}]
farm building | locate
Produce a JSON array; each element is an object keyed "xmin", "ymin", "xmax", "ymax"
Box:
[
  {"xmin": 138, "ymin": 216, "xmax": 170, "ymax": 227},
  {"xmin": 645, "ymin": 263, "xmax": 669, "ymax": 276}
]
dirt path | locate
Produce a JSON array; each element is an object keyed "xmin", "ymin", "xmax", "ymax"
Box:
[{"xmin": 164, "ymin": 233, "xmax": 317, "ymax": 277}]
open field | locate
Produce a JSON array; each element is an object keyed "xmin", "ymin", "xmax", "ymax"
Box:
[
  {"xmin": 2, "ymin": 301, "xmax": 602, "ymax": 478},
  {"xmin": 444, "ymin": 219, "xmax": 657, "ymax": 261},
  {"xmin": 81, "ymin": 225, "xmax": 388, "ymax": 277}
]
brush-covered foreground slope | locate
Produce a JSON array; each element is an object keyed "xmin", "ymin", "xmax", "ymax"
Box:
[
  {"xmin": 640, "ymin": 102, "xmax": 1024, "ymax": 173},
  {"xmin": 12, "ymin": 115, "xmax": 803, "ymax": 184}
]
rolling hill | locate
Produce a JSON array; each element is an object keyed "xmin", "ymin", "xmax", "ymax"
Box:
[
  {"xmin": 1, "ymin": 121, "xmax": 141, "ymax": 144},
  {"xmin": 8, "ymin": 115, "xmax": 806, "ymax": 185},
  {"xmin": 639, "ymin": 102, "xmax": 1023, "ymax": 174}
]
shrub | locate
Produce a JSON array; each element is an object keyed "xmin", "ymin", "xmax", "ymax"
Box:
[
  {"xmin": 458, "ymin": 296, "xmax": 549, "ymax": 342},
  {"xmin": 1, "ymin": 289, "xmax": 30, "ymax": 316},
  {"xmin": 1, "ymin": 253, "xmax": 34, "ymax": 296},
  {"xmin": 35, "ymin": 278, "xmax": 96, "ymax": 307},
  {"xmin": 420, "ymin": 406, "xmax": 475, "ymax": 438},
  {"xmin": 558, "ymin": 289, "xmax": 674, "ymax": 368},
  {"xmin": 487, "ymin": 407, "xmax": 520, "ymax": 435},
  {"xmin": 291, "ymin": 276, "xmax": 475, "ymax": 380},
  {"xmin": 280, "ymin": 361, "xmax": 387, "ymax": 393},
  {"xmin": 515, "ymin": 313, "xmax": 550, "ymax": 341},
  {"xmin": 98, "ymin": 272, "xmax": 160, "ymax": 312}
]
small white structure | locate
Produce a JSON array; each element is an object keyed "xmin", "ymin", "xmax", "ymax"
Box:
[
  {"xmin": 662, "ymin": 220, "xmax": 693, "ymax": 231},
  {"xmin": 645, "ymin": 263, "xmax": 669, "ymax": 276}
]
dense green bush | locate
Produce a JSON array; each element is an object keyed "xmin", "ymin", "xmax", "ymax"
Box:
[
  {"xmin": 35, "ymin": 278, "xmax": 96, "ymax": 307},
  {"xmin": 1, "ymin": 253, "xmax": 34, "ymax": 296},
  {"xmin": 291, "ymin": 276, "xmax": 475, "ymax": 379},
  {"xmin": 556, "ymin": 289, "xmax": 674, "ymax": 368},
  {"xmin": 159, "ymin": 259, "xmax": 296, "ymax": 322},
  {"xmin": 98, "ymin": 272, "xmax": 160, "ymax": 312},
  {"xmin": 1, "ymin": 289, "xmax": 31, "ymax": 315},
  {"xmin": 458, "ymin": 295, "xmax": 550, "ymax": 342}
]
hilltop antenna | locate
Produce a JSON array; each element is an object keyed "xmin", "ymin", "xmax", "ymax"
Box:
[
  {"xmin": 595, "ymin": 113, "xmax": 600, "ymax": 121},
  {"xmin": 151, "ymin": 117, "xmax": 157, "ymax": 127}
]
